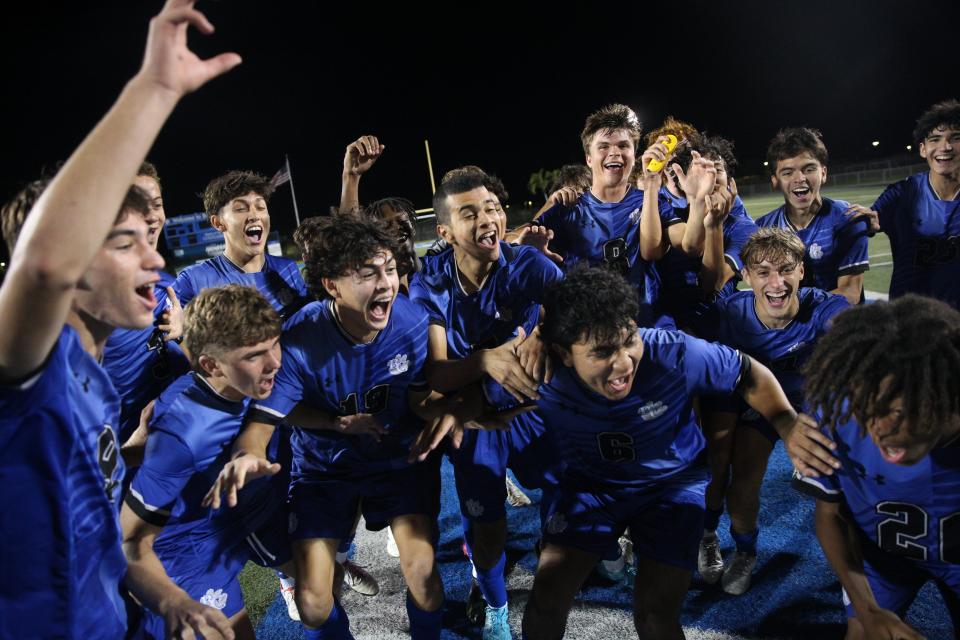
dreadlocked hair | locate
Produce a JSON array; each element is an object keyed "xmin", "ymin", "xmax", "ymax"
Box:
[{"xmin": 802, "ymin": 295, "xmax": 960, "ymax": 439}]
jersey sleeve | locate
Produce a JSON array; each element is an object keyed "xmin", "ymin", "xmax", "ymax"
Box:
[
  {"xmin": 249, "ymin": 338, "xmax": 307, "ymax": 425},
  {"xmin": 816, "ymin": 293, "xmax": 851, "ymax": 331},
  {"xmin": 172, "ymin": 270, "xmax": 198, "ymax": 309},
  {"xmin": 871, "ymin": 179, "xmax": 907, "ymax": 233},
  {"xmin": 835, "ymin": 215, "xmax": 871, "ymax": 277},
  {"xmin": 659, "ymin": 191, "xmax": 681, "ymax": 227},
  {"xmin": 681, "ymin": 333, "xmax": 746, "ymax": 397},
  {"xmin": 125, "ymin": 426, "xmax": 195, "ymax": 527},
  {"xmin": 516, "ymin": 249, "xmax": 564, "ymax": 303},
  {"xmin": 407, "ymin": 274, "xmax": 447, "ymax": 327}
]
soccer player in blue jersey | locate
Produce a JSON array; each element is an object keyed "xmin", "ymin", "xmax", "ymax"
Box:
[
  {"xmin": 755, "ymin": 127, "xmax": 870, "ymax": 306},
  {"xmin": 794, "ymin": 295, "xmax": 960, "ymax": 639},
  {"xmin": 103, "ymin": 162, "xmax": 190, "ymax": 445},
  {"xmin": 408, "ymin": 170, "xmax": 564, "ymax": 638},
  {"xmin": 0, "ymin": 2, "xmax": 239, "ymax": 636},
  {"xmin": 696, "ymin": 228, "xmax": 849, "ymax": 595},
  {"xmin": 174, "ymin": 169, "xmax": 308, "ymax": 319},
  {"xmin": 122, "ymin": 285, "xmax": 290, "ymax": 640},
  {"xmin": 481, "ymin": 267, "xmax": 821, "ymax": 639},
  {"xmin": 847, "ymin": 99, "xmax": 960, "ymax": 309},
  {"xmin": 206, "ymin": 217, "xmax": 467, "ymax": 640}
]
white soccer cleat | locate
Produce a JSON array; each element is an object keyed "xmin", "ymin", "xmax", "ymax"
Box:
[
  {"xmin": 279, "ymin": 582, "xmax": 300, "ymax": 621},
  {"xmin": 721, "ymin": 551, "xmax": 757, "ymax": 595},
  {"xmin": 505, "ymin": 475, "xmax": 532, "ymax": 507},
  {"xmin": 386, "ymin": 526, "xmax": 400, "ymax": 558},
  {"xmin": 698, "ymin": 533, "xmax": 724, "ymax": 585},
  {"xmin": 342, "ymin": 559, "xmax": 380, "ymax": 596}
]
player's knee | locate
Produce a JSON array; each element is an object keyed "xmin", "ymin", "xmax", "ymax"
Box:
[
  {"xmin": 399, "ymin": 546, "xmax": 438, "ymax": 591},
  {"xmin": 295, "ymin": 582, "xmax": 334, "ymax": 628},
  {"xmin": 469, "ymin": 519, "xmax": 507, "ymax": 568}
]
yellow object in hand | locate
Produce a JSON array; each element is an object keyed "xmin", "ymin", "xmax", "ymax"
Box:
[{"xmin": 647, "ymin": 134, "xmax": 678, "ymax": 172}]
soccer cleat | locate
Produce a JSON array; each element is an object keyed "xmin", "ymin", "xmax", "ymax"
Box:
[
  {"xmin": 595, "ymin": 554, "xmax": 626, "ymax": 583},
  {"xmin": 721, "ymin": 551, "xmax": 757, "ymax": 595},
  {"xmin": 505, "ymin": 475, "xmax": 532, "ymax": 507},
  {"xmin": 466, "ymin": 579, "xmax": 487, "ymax": 626},
  {"xmin": 342, "ymin": 560, "xmax": 380, "ymax": 596},
  {"xmin": 482, "ymin": 604, "xmax": 511, "ymax": 640},
  {"xmin": 386, "ymin": 526, "xmax": 400, "ymax": 558},
  {"xmin": 618, "ymin": 534, "xmax": 634, "ymax": 567},
  {"xmin": 698, "ymin": 533, "xmax": 725, "ymax": 584},
  {"xmin": 279, "ymin": 582, "xmax": 300, "ymax": 621}
]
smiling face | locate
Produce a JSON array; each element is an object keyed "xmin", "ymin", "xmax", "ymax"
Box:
[
  {"xmin": 742, "ymin": 257, "xmax": 804, "ymax": 329},
  {"xmin": 771, "ymin": 152, "xmax": 827, "ymax": 210},
  {"xmin": 437, "ymin": 186, "xmax": 501, "ymax": 264},
  {"xmin": 201, "ymin": 335, "xmax": 282, "ymax": 402},
  {"xmin": 864, "ymin": 394, "xmax": 960, "ymax": 466},
  {"xmin": 323, "ymin": 250, "xmax": 399, "ymax": 342},
  {"xmin": 586, "ymin": 128, "xmax": 636, "ymax": 191},
  {"xmin": 211, "ymin": 191, "xmax": 271, "ymax": 263},
  {"xmin": 920, "ymin": 125, "xmax": 960, "ymax": 178},
  {"xmin": 134, "ymin": 175, "xmax": 165, "ymax": 250},
  {"xmin": 560, "ymin": 324, "xmax": 643, "ymax": 401},
  {"xmin": 74, "ymin": 211, "xmax": 165, "ymax": 330}
]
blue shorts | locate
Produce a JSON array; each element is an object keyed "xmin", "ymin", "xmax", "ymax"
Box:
[
  {"xmin": 700, "ymin": 394, "xmax": 787, "ymax": 445},
  {"xmin": 288, "ymin": 453, "xmax": 441, "ymax": 541},
  {"xmin": 451, "ymin": 410, "xmax": 556, "ymax": 523},
  {"xmin": 540, "ymin": 464, "xmax": 709, "ymax": 570},
  {"xmin": 843, "ymin": 533, "xmax": 960, "ymax": 627}
]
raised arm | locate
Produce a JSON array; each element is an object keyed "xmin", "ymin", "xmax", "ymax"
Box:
[
  {"xmin": 0, "ymin": 0, "xmax": 240, "ymax": 380},
  {"xmin": 339, "ymin": 135, "xmax": 384, "ymax": 215}
]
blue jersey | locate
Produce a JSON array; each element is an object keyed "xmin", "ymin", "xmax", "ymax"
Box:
[
  {"xmin": 707, "ymin": 287, "xmax": 848, "ymax": 406},
  {"xmin": 874, "ymin": 172, "xmax": 960, "ymax": 309},
  {"xmin": 174, "ymin": 253, "xmax": 309, "ymax": 319},
  {"xmin": 485, "ymin": 329, "xmax": 745, "ymax": 490},
  {"xmin": 795, "ymin": 415, "xmax": 960, "ymax": 570},
  {"xmin": 756, "ymin": 197, "xmax": 870, "ymax": 292},
  {"xmin": 538, "ymin": 187, "xmax": 674, "ymax": 325},
  {"xmin": 408, "ymin": 241, "xmax": 563, "ymax": 357},
  {"xmin": 103, "ymin": 270, "xmax": 190, "ymax": 441},
  {"xmin": 251, "ymin": 296, "xmax": 430, "ymax": 479},
  {"xmin": 0, "ymin": 327, "xmax": 126, "ymax": 639},
  {"xmin": 125, "ymin": 373, "xmax": 276, "ymax": 555}
]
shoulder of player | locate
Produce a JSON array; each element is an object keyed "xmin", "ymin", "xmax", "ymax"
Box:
[
  {"xmin": 754, "ymin": 207, "xmax": 783, "ymax": 227},
  {"xmin": 0, "ymin": 325, "xmax": 73, "ymax": 395},
  {"xmin": 386, "ymin": 295, "xmax": 431, "ymax": 333}
]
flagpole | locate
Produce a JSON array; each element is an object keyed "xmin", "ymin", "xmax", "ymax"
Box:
[
  {"xmin": 285, "ymin": 154, "xmax": 301, "ymax": 228},
  {"xmin": 424, "ymin": 139, "xmax": 436, "ymax": 195}
]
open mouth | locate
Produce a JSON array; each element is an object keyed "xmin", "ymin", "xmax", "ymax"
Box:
[
  {"xmin": 368, "ymin": 298, "xmax": 392, "ymax": 322},
  {"xmin": 606, "ymin": 374, "xmax": 631, "ymax": 395},
  {"xmin": 259, "ymin": 376, "xmax": 275, "ymax": 393},
  {"xmin": 765, "ymin": 291, "xmax": 788, "ymax": 308},
  {"xmin": 604, "ymin": 162, "xmax": 624, "ymax": 173},
  {"xmin": 245, "ymin": 224, "xmax": 264, "ymax": 243},
  {"xmin": 135, "ymin": 282, "xmax": 157, "ymax": 308},
  {"xmin": 477, "ymin": 230, "xmax": 497, "ymax": 249},
  {"xmin": 791, "ymin": 186, "xmax": 811, "ymax": 199},
  {"xmin": 879, "ymin": 445, "xmax": 906, "ymax": 464}
]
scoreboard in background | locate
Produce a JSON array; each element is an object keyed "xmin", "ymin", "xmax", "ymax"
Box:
[{"xmin": 163, "ymin": 212, "xmax": 282, "ymax": 265}]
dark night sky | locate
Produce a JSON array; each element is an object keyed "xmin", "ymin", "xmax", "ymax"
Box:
[{"xmin": 1, "ymin": 1, "xmax": 957, "ymax": 251}]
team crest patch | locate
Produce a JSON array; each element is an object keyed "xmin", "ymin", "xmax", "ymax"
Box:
[
  {"xmin": 388, "ymin": 353, "xmax": 409, "ymax": 375},
  {"xmin": 809, "ymin": 243, "xmax": 823, "ymax": 260},
  {"xmin": 200, "ymin": 588, "xmax": 228, "ymax": 610},
  {"xmin": 466, "ymin": 499, "xmax": 485, "ymax": 518},
  {"xmin": 638, "ymin": 400, "xmax": 668, "ymax": 421},
  {"xmin": 546, "ymin": 513, "xmax": 567, "ymax": 535},
  {"xmin": 628, "ymin": 207, "xmax": 641, "ymax": 225}
]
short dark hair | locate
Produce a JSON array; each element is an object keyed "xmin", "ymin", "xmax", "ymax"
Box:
[
  {"xmin": 441, "ymin": 165, "xmax": 509, "ymax": 205},
  {"xmin": 803, "ymin": 295, "xmax": 960, "ymax": 441},
  {"xmin": 293, "ymin": 215, "xmax": 399, "ymax": 298},
  {"xmin": 137, "ymin": 161, "xmax": 161, "ymax": 186},
  {"xmin": 551, "ymin": 164, "xmax": 592, "ymax": 193},
  {"xmin": 432, "ymin": 170, "xmax": 487, "ymax": 225},
  {"xmin": 765, "ymin": 127, "xmax": 828, "ymax": 175},
  {"xmin": 202, "ymin": 170, "xmax": 274, "ymax": 219},
  {"xmin": 2, "ymin": 179, "xmax": 148, "ymax": 255},
  {"xmin": 541, "ymin": 266, "xmax": 639, "ymax": 351},
  {"xmin": 670, "ymin": 133, "xmax": 738, "ymax": 178},
  {"xmin": 581, "ymin": 104, "xmax": 642, "ymax": 155},
  {"xmin": 913, "ymin": 99, "xmax": 960, "ymax": 147}
]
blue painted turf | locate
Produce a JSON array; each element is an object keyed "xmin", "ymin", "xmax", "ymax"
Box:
[{"xmin": 255, "ymin": 445, "xmax": 953, "ymax": 639}]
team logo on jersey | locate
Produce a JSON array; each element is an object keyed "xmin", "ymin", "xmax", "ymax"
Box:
[
  {"xmin": 808, "ymin": 243, "xmax": 824, "ymax": 260},
  {"xmin": 638, "ymin": 400, "xmax": 668, "ymax": 421},
  {"xmin": 388, "ymin": 353, "xmax": 409, "ymax": 375},
  {"xmin": 288, "ymin": 513, "xmax": 299, "ymax": 534},
  {"xmin": 545, "ymin": 513, "xmax": 567, "ymax": 535},
  {"xmin": 466, "ymin": 499, "xmax": 485, "ymax": 518},
  {"xmin": 200, "ymin": 588, "xmax": 228, "ymax": 610},
  {"xmin": 628, "ymin": 207, "xmax": 641, "ymax": 225}
]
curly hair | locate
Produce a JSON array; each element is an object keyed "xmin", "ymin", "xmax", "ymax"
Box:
[
  {"xmin": 581, "ymin": 104, "xmax": 642, "ymax": 154},
  {"xmin": 913, "ymin": 99, "xmax": 960, "ymax": 147},
  {"xmin": 643, "ymin": 115, "xmax": 700, "ymax": 149},
  {"xmin": 182, "ymin": 284, "xmax": 282, "ymax": 372},
  {"xmin": 541, "ymin": 265, "xmax": 639, "ymax": 351},
  {"xmin": 765, "ymin": 127, "xmax": 828, "ymax": 175},
  {"xmin": 293, "ymin": 215, "xmax": 400, "ymax": 298},
  {"xmin": 202, "ymin": 170, "xmax": 275, "ymax": 219},
  {"xmin": 802, "ymin": 295, "xmax": 960, "ymax": 440}
]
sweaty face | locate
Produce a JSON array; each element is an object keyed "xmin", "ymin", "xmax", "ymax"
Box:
[
  {"xmin": 134, "ymin": 175, "xmax": 165, "ymax": 250},
  {"xmin": 771, "ymin": 152, "xmax": 826, "ymax": 209},
  {"xmin": 327, "ymin": 250, "xmax": 399, "ymax": 341},
  {"xmin": 586, "ymin": 129, "xmax": 636, "ymax": 190},
  {"xmin": 561, "ymin": 325, "xmax": 643, "ymax": 401},
  {"xmin": 742, "ymin": 257, "xmax": 804, "ymax": 328},
  {"xmin": 75, "ymin": 212, "xmax": 165, "ymax": 330},
  {"xmin": 864, "ymin": 396, "xmax": 958, "ymax": 466},
  {"xmin": 212, "ymin": 191, "xmax": 271, "ymax": 260},
  {"xmin": 211, "ymin": 336, "xmax": 282, "ymax": 401},
  {"xmin": 919, "ymin": 125, "xmax": 960, "ymax": 177},
  {"xmin": 438, "ymin": 187, "xmax": 501, "ymax": 263}
]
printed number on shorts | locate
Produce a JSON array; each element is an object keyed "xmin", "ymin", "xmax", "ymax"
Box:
[
  {"xmin": 596, "ymin": 432, "xmax": 635, "ymax": 463},
  {"xmin": 876, "ymin": 501, "xmax": 960, "ymax": 563},
  {"xmin": 339, "ymin": 384, "xmax": 390, "ymax": 415}
]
